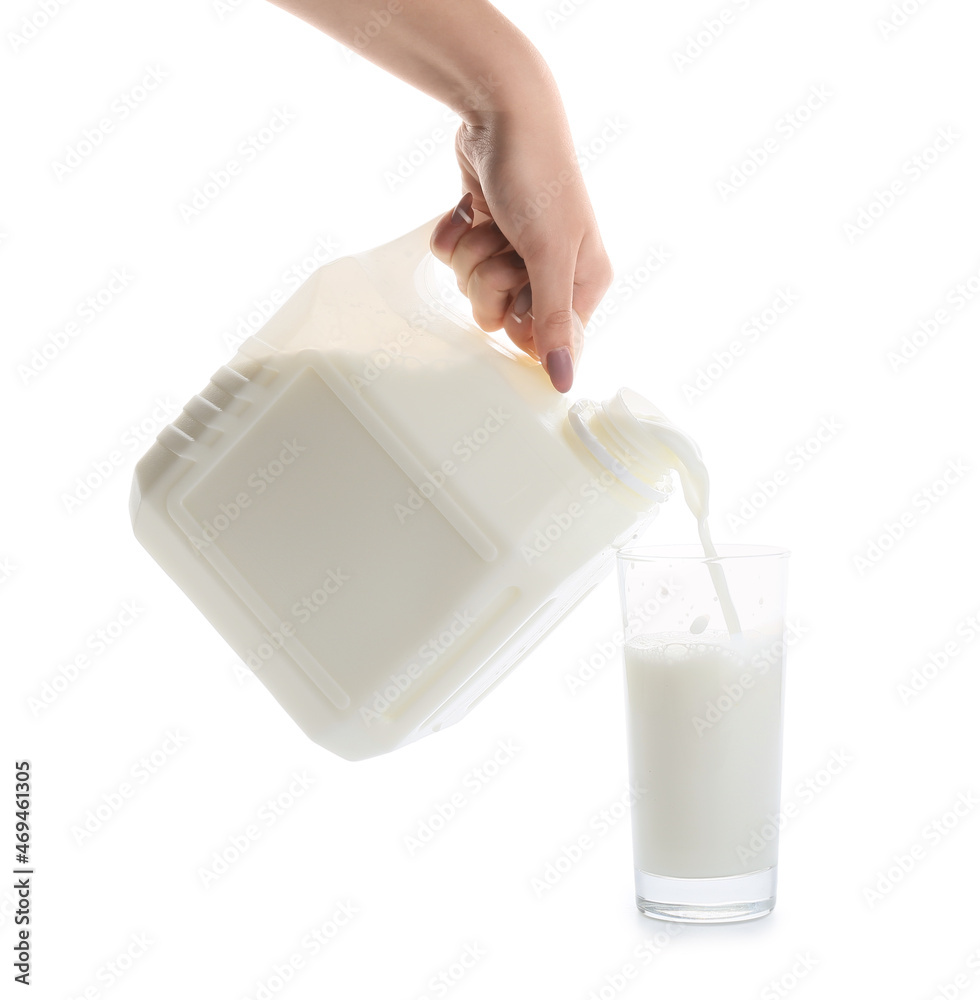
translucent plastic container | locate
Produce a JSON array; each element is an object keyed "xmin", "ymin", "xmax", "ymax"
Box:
[{"xmin": 130, "ymin": 217, "xmax": 679, "ymax": 759}]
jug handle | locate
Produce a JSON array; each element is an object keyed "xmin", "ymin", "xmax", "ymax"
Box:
[
  {"xmin": 352, "ymin": 214, "xmax": 540, "ymax": 368},
  {"xmin": 352, "ymin": 214, "xmax": 448, "ymax": 326}
]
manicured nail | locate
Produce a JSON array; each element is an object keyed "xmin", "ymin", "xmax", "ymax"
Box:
[
  {"xmin": 510, "ymin": 284, "xmax": 532, "ymax": 323},
  {"xmin": 451, "ymin": 191, "xmax": 473, "ymax": 226},
  {"xmin": 545, "ymin": 346, "xmax": 573, "ymax": 393}
]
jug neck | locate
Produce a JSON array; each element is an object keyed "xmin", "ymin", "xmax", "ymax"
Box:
[{"xmin": 568, "ymin": 389, "xmax": 682, "ymax": 504}]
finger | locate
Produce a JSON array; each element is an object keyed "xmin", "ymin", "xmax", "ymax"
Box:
[
  {"xmin": 523, "ymin": 244, "xmax": 582, "ymax": 393},
  {"xmin": 497, "ymin": 283, "xmax": 536, "ymax": 359},
  {"xmin": 509, "ymin": 284, "xmax": 533, "ymax": 326},
  {"xmin": 465, "ymin": 251, "xmax": 528, "ymax": 332},
  {"xmin": 502, "ymin": 303, "xmax": 539, "ymax": 361},
  {"xmin": 568, "ymin": 233, "xmax": 615, "ymax": 329},
  {"xmin": 449, "ymin": 222, "xmax": 513, "ymax": 294},
  {"xmin": 429, "ymin": 192, "xmax": 475, "ymax": 267}
]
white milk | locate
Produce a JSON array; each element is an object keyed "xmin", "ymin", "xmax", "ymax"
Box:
[{"xmin": 625, "ymin": 631, "xmax": 783, "ymax": 878}]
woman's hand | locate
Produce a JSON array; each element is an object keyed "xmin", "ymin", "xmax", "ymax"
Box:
[
  {"xmin": 430, "ymin": 109, "xmax": 613, "ymax": 393},
  {"xmin": 263, "ymin": 0, "xmax": 613, "ymax": 391}
]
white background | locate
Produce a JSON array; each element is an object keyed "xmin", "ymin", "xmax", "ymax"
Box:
[{"xmin": 3, "ymin": 0, "xmax": 980, "ymax": 997}]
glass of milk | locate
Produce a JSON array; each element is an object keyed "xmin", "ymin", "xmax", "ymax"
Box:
[{"xmin": 617, "ymin": 544, "xmax": 789, "ymax": 923}]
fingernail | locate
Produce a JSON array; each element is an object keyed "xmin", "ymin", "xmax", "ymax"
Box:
[
  {"xmin": 451, "ymin": 191, "xmax": 473, "ymax": 226},
  {"xmin": 545, "ymin": 346, "xmax": 573, "ymax": 393},
  {"xmin": 510, "ymin": 284, "xmax": 532, "ymax": 323}
]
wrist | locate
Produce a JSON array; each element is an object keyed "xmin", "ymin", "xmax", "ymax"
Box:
[{"xmin": 443, "ymin": 23, "xmax": 561, "ymax": 127}]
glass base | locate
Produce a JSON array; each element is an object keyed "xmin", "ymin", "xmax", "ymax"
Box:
[{"xmin": 635, "ymin": 866, "xmax": 776, "ymax": 923}]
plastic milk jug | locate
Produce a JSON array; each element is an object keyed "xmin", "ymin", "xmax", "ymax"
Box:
[{"xmin": 130, "ymin": 217, "xmax": 685, "ymax": 760}]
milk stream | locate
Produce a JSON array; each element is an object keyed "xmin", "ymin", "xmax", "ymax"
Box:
[
  {"xmin": 697, "ymin": 520, "xmax": 741, "ymax": 637},
  {"xmin": 626, "ymin": 404, "xmax": 742, "ymax": 636}
]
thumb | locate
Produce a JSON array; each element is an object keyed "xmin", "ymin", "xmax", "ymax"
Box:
[{"xmin": 523, "ymin": 252, "xmax": 586, "ymax": 393}]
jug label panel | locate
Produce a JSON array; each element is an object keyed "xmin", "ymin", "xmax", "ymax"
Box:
[{"xmin": 179, "ymin": 366, "xmax": 491, "ymax": 707}]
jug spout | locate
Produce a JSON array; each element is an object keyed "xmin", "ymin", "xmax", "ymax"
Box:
[{"xmin": 568, "ymin": 388, "xmax": 688, "ymax": 504}]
